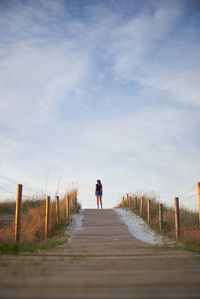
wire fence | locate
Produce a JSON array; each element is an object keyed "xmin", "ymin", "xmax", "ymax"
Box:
[
  {"xmin": 0, "ymin": 174, "xmax": 80, "ymax": 244},
  {"xmin": 0, "ymin": 173, "xmax": 199, "ymax": 212},
  {"xmin": 120, "ymin": 184, "xmax": 200, "ymax": 243},
  {"xmin": 0, "ymin": 173, "xmax": 77, "ymax": 201},
  {"xmin": 117, "ymin": 183, "xmax": 200, "ymax": 216}
]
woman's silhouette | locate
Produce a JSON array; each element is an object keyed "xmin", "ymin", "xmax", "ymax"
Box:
[{"xmin": 95, "ymin": 179, "xmax": 103, "ymax": 209}]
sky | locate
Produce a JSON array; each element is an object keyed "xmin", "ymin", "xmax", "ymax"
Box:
[{"xmin": 0, "ymin": 0, "xmax": 200, "ymax": 209}]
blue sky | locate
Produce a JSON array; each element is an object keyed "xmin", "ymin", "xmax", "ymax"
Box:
[{"xmin": 0, "ymin": 0, "xmax": 200, "ymax": 208}]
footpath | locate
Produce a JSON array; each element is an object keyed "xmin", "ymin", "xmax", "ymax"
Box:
[{"xmin": 0, "ymin": 209, "xmax": 200, "ymax": 298}]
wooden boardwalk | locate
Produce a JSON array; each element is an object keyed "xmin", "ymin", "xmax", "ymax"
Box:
[{"xmin": 0, "ymin": 209, "xmax": 200, "ymax": 298}]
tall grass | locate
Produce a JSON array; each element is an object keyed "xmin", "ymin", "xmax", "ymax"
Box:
[
  {"xmin": 0, "ymin": 188, "xmax": 80, "ymax": 245},
  {"xmin": 0, "ymin": 196, "xmax": 46, "ymax": 216},
  {"xmin": 120, "ymin": 192, "xmax": 200, "ymax": 251}
]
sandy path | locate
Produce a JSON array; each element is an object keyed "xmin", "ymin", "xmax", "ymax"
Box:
[{"xmin": 0, "ymin": 209, "xmax": 200, "ymax": 298}]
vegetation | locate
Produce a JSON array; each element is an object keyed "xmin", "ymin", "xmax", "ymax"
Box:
[
  {"xmin": 0, "ymin": 196, "xmax": 46, "ymax": 216},
  {"xmin": 120, "ymin": 192, "xmax": 200, "ymax": 253},
  {"xmin": 0, "ymin": 188, "xmax": 81, "ymax": 254},
  {"xmin": 0, "ymin": 222, "xmax": 69, "ymax": 254}
]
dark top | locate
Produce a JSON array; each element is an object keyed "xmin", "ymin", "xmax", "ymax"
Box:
[{"xmin": 96, "ymin": 184, "xmax": 102, "ymax": 191}]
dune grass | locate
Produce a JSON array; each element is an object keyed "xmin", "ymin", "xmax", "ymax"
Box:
[
  {"xmin": 0, "ymin": 221, "xmax": 69, "ymax": 254},
  {"xmin": 0, "ymin": 196, "xmax": 46, "ymax": 216},
  {"xmin": 120, "ymin": 193, "xmax": 200, "ymax": 253},
  {"xmin": 0, "ymin": 188, "xmax": 80, "ymax": 253}
]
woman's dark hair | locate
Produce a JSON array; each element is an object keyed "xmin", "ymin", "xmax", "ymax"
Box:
[{"xmin": 97, "ymin": 179, "xmax": 102, "ymax": 187}]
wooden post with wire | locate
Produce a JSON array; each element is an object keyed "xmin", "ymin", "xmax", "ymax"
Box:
[
  {"xmin": 198, "ymin": 182, "xmax": 200, "ymax": 224},
  {"xmin": 140, "ymin": 197, "xmax": 144, "ymax": 217},
  {"xmin": 159, "ymin": 203, "xmax": 163, "ymax": 231},
  {"xmin": 15, "ymin": 184, "xmax": 23, "ymax": 243},
  {"xmin": 147, "ymin": 199, "xmax": 151, "ymax": 223},
  {"xmin": 66, "ymin": 195, "xmax": 70, "ymax": 220},
  {"xmin": 56, "ymin": 196, "xmax": 59, "ymax": 225},
  {"xmin": 45, "ymin": 196, "xmax": 50, "ymax": 239},
  {"xmin": 174, "ymin": 197, "xmax": 180, "ymax": 238}
]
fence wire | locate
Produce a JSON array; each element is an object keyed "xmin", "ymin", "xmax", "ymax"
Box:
[
  {"xmin": 0, "ymin": 185, "xmax": 16, "ymax": 195},
  {"xmin": 181, "ymin": 193, "xmax": 198, "ymax": 203},
  {"xmin": 0, "ymin": 173, "xmax": 62, "ymax": 199},
  {"xmin": 178, "ymin": 184, "xmax": 196, "ymax": 198}
]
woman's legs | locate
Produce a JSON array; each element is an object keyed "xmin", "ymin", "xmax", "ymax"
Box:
[
  {"xmin": 96, "ymin": 196, "xmax": 99, "ymax": 209},
  {"xmin": 96, "ymin": 194, "xmax": 103, "ymax": 209},
  {"xmin": 99, "ymin": 196, "xmax": 102, "ymax": 209}
]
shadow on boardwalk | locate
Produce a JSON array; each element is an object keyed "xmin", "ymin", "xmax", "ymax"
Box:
[{"xmin": 0, "ymin": 209, "xmax": 200, "ymax": 298}]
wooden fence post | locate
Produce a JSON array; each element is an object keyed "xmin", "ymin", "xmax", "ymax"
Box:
[
  {"xmin": 174, "ymin": 197, "xmax": 180, "ymax": 238},
  {"xmin": 140, "ymin": 197, "xmax": 143, "ymax": 217},
  {"xmin": 45, "ymin": 196, "xmax": 50, "ymax": 239},
  {"xmin": 122, "ymin": 196, "xmax": 125, "ymax": 208},
  {"xmin": 56, "ymin": 196, "xmax": 59, "ymax": 225},
  {"xmin": 198, "ymin": 182, "xmax": 200, "ymax": 224},
  {"xmin": 75, "ymin": 195, "xmax": 77, "ymax": 209},
  {"xmin": 128, "ymin": 196, "xmax": 131, "ymax": 209},
  {"xmin": 135, "ymin": 197, "xmax": 138, "ymax": 210},
  {"xmin": 126, "ymin": 193, "xmax": 129, "ymax": 208},
  {"xmin": 70, "ymin": 196, "xmax": 73, "ymax": 211},
  {"xmin": 159, "ymin": 203, "xmax": 163, "ymax": 231},
  {"xmin": 66, "ymin": 195, "xmax": 70, "ymax": 220},
  {"xmin": 147, "ymin": 199, "xmax": 151, "ymax": 223},
  {"xmin": 15, "ymin": 184, "xmax": 23, "ymax": 243}
]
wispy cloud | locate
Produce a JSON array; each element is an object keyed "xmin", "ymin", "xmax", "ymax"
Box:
[
  {"xmin": 105, "ymin": 1, "xmax": 200, "ymax": 106},
  {"xmin": 0, "ymin": 0, "xmax": 199, "ymax": 208}
]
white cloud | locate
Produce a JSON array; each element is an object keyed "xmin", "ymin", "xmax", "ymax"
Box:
[
  {"xmin": 0, "ymin": 1, "xmax": 199, "ymax": 208},
  {"xmin": 0, "ymin": 3, "xmax": 90, "ymax": 129},
  {"xmin": 151, "ymin": 68, "xmax": 200, "ymax": 105},
  {"xmin": 105, "ymin": 3, "xmax": 200, "ymax": 106},
  {"xmin": 78, "ymin": 106, "xmax": 187, "ymax": 155}
]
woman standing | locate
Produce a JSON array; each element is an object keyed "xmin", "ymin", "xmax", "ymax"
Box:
[{"xmin": 95, "ymin": 179, "xmax": 103, "ymax": 209}]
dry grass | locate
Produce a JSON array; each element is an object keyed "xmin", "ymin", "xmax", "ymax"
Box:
[
  {"xmin": 0, "ymin": 196, "xmax": 46, "ymax": 216},
  {"xmin": 0, "ymin": 200, "xmax": 17, "ymax": 215},
  {"xmin": 0, "ymin": 188, "xmax": 80, "ymax": 245},
  {"xmin": 120, "ymin": 192, "xmax": 200, "ymax": 250}
]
